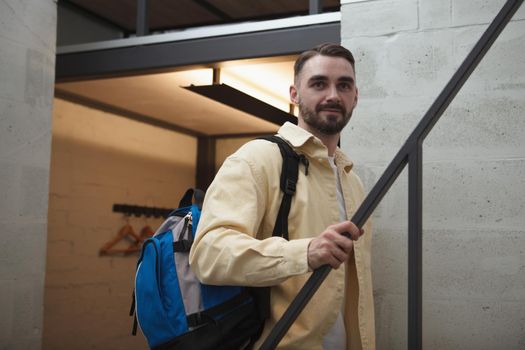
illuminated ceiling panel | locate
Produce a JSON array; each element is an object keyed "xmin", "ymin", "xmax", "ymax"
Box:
[{"xmin": 55, "ymin": 57, "xmax": 297, "ymax": 137}]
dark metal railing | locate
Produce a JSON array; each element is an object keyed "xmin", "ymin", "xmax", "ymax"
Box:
[{"xmin": 259, "ymin": 0, "xmax": 524, "ymax": 349}]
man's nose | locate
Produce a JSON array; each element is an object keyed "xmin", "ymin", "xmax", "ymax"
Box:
[{"xmin": 326, "ymin": 85, "xmax": 340, "ymax": 102}]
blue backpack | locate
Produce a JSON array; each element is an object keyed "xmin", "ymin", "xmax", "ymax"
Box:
[{"xmin": 130, "ymin": 136, "xmax": 308, "ymax": 350}]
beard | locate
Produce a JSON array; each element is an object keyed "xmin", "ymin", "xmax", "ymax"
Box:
[{"xmin": 298, "ymin": 100, "xmax": 353, "ymax": 135}]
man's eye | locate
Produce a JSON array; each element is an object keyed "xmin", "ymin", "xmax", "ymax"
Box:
[
  {"xmin": 338, "ymin": 83, "xmax": 351, "ymax": 90},
  {"xmin": 312, "ymin": 81, "xmax": 325, "ymax": 88}
]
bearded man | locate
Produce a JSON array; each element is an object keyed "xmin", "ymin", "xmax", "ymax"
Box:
[{"xmin": 190, "ymin": 43, "xmax": 375, "ymax": 350}]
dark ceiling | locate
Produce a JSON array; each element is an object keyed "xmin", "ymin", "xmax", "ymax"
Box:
[{"xmin": 63, "ymin": 0, "xmax": 340, "ymax": 33}]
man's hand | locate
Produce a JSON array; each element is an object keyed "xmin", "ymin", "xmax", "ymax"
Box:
[{"xmin": 307, "ymin": 221, "xmax": 364, "ymax": 270}]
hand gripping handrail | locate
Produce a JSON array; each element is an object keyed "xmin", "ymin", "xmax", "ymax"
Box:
[{"xmin": 259, "ymin": 0, "xmax": 524, "ymax": 349}]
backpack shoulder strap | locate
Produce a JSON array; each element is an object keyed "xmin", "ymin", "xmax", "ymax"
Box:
[
  {"xmin": 257, "ymin": 135, "xmax": 308, "ymax": 240},
  {"xmin": 178, "ymin": 188, "xmax": 205, "ymax": 209}
]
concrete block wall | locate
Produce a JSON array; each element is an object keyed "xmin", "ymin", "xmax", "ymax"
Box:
[
  {"xmin": 0, "ymin": 0, "xmax": 57, "ymax": 349},
  {"xmin": 43, "ymin": 99, "xmax": 197, "ymax": 350},
  {"xmin": 341, "ymin": 0, "xmax": 525, "ymax": 348}
]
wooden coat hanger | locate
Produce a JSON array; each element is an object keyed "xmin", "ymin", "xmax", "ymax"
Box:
[
  {"xmin": 140, "ymin": 225, "xmax": 154, "ymax": 240},
  {"xmin": 99, "ymin": 223, "xmax": 143, "ymax": 256}
]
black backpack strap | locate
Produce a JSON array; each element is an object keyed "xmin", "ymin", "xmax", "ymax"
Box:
[
  {"xmin": 193, "ymin": 189, "xmax": 205, "ymax": 210},
  {"xmin": 186, "ymin": 289, "xmax": 253, "ymax": 328},
  {"xmin": 257, "ymin": 135, "xmax": 308, "ymax": 240},
  {"xmin": 130, "ymin": 290, "xmax": 138, "ymax": 335},
  {"xmin": 178, "ymin": 188, "xmax": 205, "ymax": 209},
  {"xmin": 178, "ymin": 188, "xmax": 194, "ymax": 208}
]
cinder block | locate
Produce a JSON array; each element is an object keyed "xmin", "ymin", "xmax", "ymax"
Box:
[
  {"xmin": 419, "ymin": 0, "xmax": 452, "ymax": 30},
  {"xmin": 353, "ymin": 166, "xmax": 408, "ymax": 231},
  {"xmin": 343, "ymin": 97, "xmax": 431, "ymax": 164},
  {"xmin": 458, "ymin": 21, "xmax": 525, "ymax": 93},
  {"xmin": 452, "ymin": 0, "xmax": 525, "ymax": 27},
  {"xmin": 0, "ymin": 42, "xmax": 26, "ymax": 103},
  {"xmin": 9, "ymin": 278, "xmax": 45, "ymax": 344},
  {"xmin": 345, "ymin": 25, "xmax": 490, "ymax": 98},
  {"xmin": 423, "ymin": 229, "xmax": 525, "ymax": 301},
  {"xmin": 19, "ymin": 164, "xmax": 51, "ymax": 219},
  {"xmin": 373, "ymin": 293, "xmax": 407, "ymax": 350},
  {"xmin": 422, "ymin": 159, "xmax": 525, "ymax": 229},
  {"xmin": 342, "ymin": 22, "xmax": 525, "ymax": 162},
  {"xmin": 341, "ymin": 0, "xmax": 418, "ymax": 37},
  {"xmin": 425, "ymin": 92, "xmax": 525, "ymax": 160},
  {"xmin": 0, "ymin": 221, "xmax": 47, "ymax": 278},
  {"xmin": 372, "ymin": 229, "xmax": 525, "ymax": 349},
  {"xmin": 371, "ymin": 228, "xmax": 408, "ymax": 295},
  {"xmin": 0, "ymin": 161, "xmax": 21, "ymax": 220},
  {"xmin": 423, "ymin": 298, "xmax": 525, "ymax": 349},
  {"xmin": 354, "ymin": 158, "xmax": 525, "ymax": 230},
  {"xmin": 0, "ymin": 0, "xmax": 57, "ymax": 52},
  {"xmin": 344, "ymin": 90, "xmax": 525, "ymax": 165},
  {"xmin": 0, "ymin": 45, "xmax": 54, "ymax": 110},
  {"xmin": 420, "ymin": 0, "xmax": 525, "ymax": 30},
  {"xmin": 0, "ymin": 279, "xmax": 15, "ymax": 345}
]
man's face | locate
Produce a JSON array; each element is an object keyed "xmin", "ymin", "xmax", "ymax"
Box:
[{"xmin": 290, "ymin": 55, "xmax": 358, "ymax": 136}]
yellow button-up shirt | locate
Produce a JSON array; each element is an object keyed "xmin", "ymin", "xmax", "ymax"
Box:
[{"xmin": 189, "ymin": 122, "xmax": 375, "ymax": 350}]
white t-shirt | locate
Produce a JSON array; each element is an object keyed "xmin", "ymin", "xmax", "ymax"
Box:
[{"xmin": 322, "ymin": 156, "xmax": 347, "ymax": 350}]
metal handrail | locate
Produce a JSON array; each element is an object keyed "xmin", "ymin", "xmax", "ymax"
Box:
[{"xmin": 259, "ymin": 0, "xmax": 524, "ymax": 349}]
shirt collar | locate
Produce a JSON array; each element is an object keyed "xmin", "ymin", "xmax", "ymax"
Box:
[
  {"xmin": 334, "ymin": 148, "xmax": 354, "ymax": 173},
  {"xmin": 278, "ymin": 122, "xmax": 315, "ymax": 148},
  {"xmin": 277, "ymin": 122, "xmax": 354, "ymax": 173}
]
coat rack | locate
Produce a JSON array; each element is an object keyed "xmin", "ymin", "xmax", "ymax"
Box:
[
  {"xmin": 99, "ymin": 204, "xmax": 173, "ymax": 256},
  {"xmin": 112, "ymin": 203, "xmax": 174, "ymax": 218}
]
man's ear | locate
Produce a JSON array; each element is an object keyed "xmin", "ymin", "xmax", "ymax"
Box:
[
  {"xmin": 353, "ymin": 87, "xmax": 359, "ymax": 107},
  {"xmin": 289, "ymin": 85, "xmax": 299, "ymax": 104}
]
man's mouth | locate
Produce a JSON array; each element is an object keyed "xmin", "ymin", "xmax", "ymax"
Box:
[{"xmin": 317, "ymin": 104, "xmax": 344, "ymax": 115}]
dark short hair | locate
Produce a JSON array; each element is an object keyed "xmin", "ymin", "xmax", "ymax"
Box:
[{"xmin": 294, "ymin": 43, "xmax": 356, "ymax": 82}]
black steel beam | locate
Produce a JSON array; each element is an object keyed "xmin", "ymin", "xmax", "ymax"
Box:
[
  {"xmin": 56, "ymin": 23, "xmax": 340, "ymax": 82},
  {"xmin": 184, "ymin": 84, "xmax": 297, "ymax": 126},
  {"xmin": 212, "ymin": 68, "xmax": 221, "ymax": 85},
  {"xmin": 146, "ymin": 8, "xmax": 340, "ymax": 32},
  {"xmin": 309, "ymin": 0, "xmax": 323, "ymax": 15},
  {"xmin": 258, "ymin": 0, "xmax": 524, "ymax": 349},
  {"xmin": 136, "ymin": 0, "xmax": 150, "ymax": 36},
  {"xmin": 196, "ymin": 137, "xmax": 216, "ymax": 190}
]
